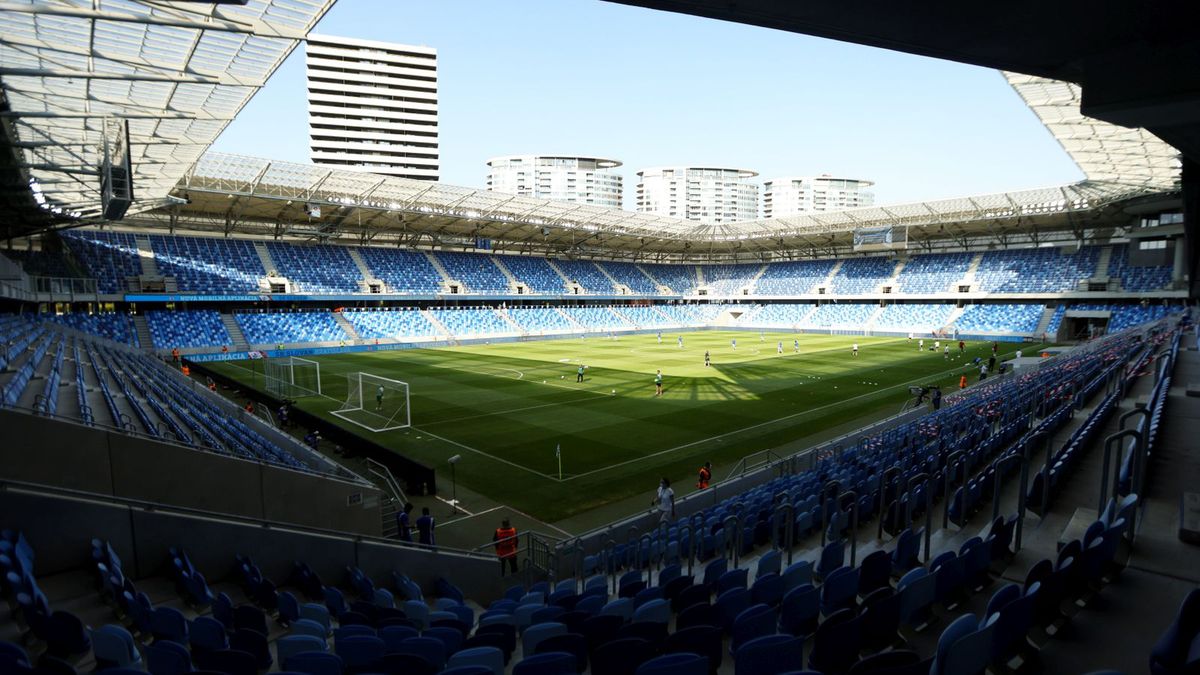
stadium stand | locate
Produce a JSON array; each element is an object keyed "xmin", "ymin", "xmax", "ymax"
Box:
[
  {"xmin": 1108, "ymin": 244, "xmax": 1173, "ymax": 292},
  {"xmin": 807, "ymin": 303, "xmax": 877, "ymax": 326},
  {"xmin": 149, "ymin": 235, "xmax": 265, "ymax": 293},
  {"xmin": 145, "ymin": 310, "xmax": 231, "ymax": 349},
  {"xmin": 356, "ymin": 247, "xmax": 444, "ymax": 294},
  {"xmin": 641, "ymin": 263, "xmax": 699, "ymax": 294},
  {"xmin": 612, "ymin": 306, "xmax": 674, "ymax": 328},
  {"xmin": 1, "ymin": 249, "xmax": 82, "ymax": 278},
  {"xmin": 895, "ymin": 252, "xmax": 973, "ymax": 294},
  {"xmin": 563, "ymin": 306, "xmax": 632, "ymax": 330},
  {"xmin": 829, "ymin": 257, "xmax": 897, "ymax": 295},
  {"xmin": 497, "ymin": 255, "xmax": 564, "ymax": 294},
  {"xmin": 427, "ymin": 308, "xmax": 511, "ymax": 336},
  {"xmin": 434, "ymin": 252, "xmax": 510, "ymax": 294},
  {"xmin": 873, "ymin": 303, "xmax": 955, "ymax": 330},
  {"xmin": 754, "ymin": 259, "xmax": 838, "ymax": 295},
  {"xmin": 235, "ymin": 311, "xmax": 346, "ymax": 345},
  {"xmin": 596, "ymin": 261, "xmax": 659, "ymax": 295},
  {"xmin": 266, "ymin": 243, "xmax": 362, "ymax": 294},
  {"xmin": 954, "ymin": 304, "xmax": 1045, "ymax": 334},
  {"xmin": 342, "ymin": 308, "xmax": 439, "ymax": 339},
  {"xmin": 738, "ymin": 303, "xmax": 816, "ymax": 327},
  {"xmin": 41, "ymin": 312, "xmax": 138, "ymax": 347},
  {"xmin": 553, "ymin": 259, "xmax": 616, "ymax": 294},
  {"xmin": 61, "ymin": 230, "xmax": 143, "ymax": 294},
  {"xmin": 507, "ymin": 307, "xmax": 575, "ymax": 333},
  {"xmin": 975, "ymin": 246, "xmax": 1099, "ymax": 293},
  {"xmin": 702, "ymin": 264, "xmax": 759, "ymax": 295}
]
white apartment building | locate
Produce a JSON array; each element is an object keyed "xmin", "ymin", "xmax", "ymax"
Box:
[
  {"xmin": 762, "ymin": 175, "xmax": 875, "ymax": 217},
  {"xmin": 635, "ymin": 167, "xmax": 759, "ymax": 223},
  {"xmin": 306, "ymin": 35, "xmax": 438, "ymax": 181},
  {"xmin": 486, "ymin": 155, "xmax": 623, "ymax": 208}
]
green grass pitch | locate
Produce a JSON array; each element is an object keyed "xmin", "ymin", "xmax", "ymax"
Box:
[{"xmin": 208, "ymin": 331, "xmax": 1037, "ymax": 523}]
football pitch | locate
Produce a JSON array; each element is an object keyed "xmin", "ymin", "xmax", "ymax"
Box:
[{"xmin": 208, "ymin": 331, "xmax": 1037, "ymax": 523}]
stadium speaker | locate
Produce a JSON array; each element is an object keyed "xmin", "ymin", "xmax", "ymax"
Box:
[
  {"xmin": 100, "ymin": 118, "xmax": 133, "ymax": 220},
  {"xmin": 304, "ymin": 202, "xmax": 321, "ymax": 218}
]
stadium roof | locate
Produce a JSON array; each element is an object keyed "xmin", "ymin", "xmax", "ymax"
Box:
[
  {"xmin": 0, "ymin": 0, "xmax": 334, "ymax": 228},
  {"xmin": 167, "ymin": 152, "xmax": 1150, "ymax": 258},
  {"xmin": 1005, "ymin": 73, "xmax": 1181, "ymax": 191}
]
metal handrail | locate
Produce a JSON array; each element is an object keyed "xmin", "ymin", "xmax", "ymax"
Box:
[
  {"xmin": 878, "ymin": 466, "xmax": 900, "ymax": 540},
  {"xmin": 819, "ymin": 480, "xmax": 841, "ymax": 548},
  {"xmin": 942, "ymin": 450, "xmax": 965, "ymax": 529},
  {"xmin": 841, "ymin": 490, "xmax": 860, "ymax": 567},
  {"xmin": 365, "ymin": 457, "xmax": 408, "ymax": 505},
  {"xmin": 1099, "ymin": 430, "xmax": 1140, "ymax": 514},
  {"xmin": 906, "ymin": 472, "xmax": 933, "ymax": 564},
  {"xmin": 772, "ymin": 501, "xmax": 796, "ymax": 566}
]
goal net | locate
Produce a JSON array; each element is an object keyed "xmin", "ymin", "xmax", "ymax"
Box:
[
  {"xmin": 332, "ymin": 372, "xmax": 411, "ymax": 432},
  {"xmin": 264, "ymin": 357, "xmax": 321, "ymax": 398}
]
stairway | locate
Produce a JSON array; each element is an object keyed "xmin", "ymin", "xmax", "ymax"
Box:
[
  {"xmin": 332, "ymin": 312, "xmax": 360, "ymax": 342},
  {"xmin": 745, "ymin": 264, "xmax": 769, "ymax": 294},
  {"xmin": 220, "ymin": 313, "xmax": 250, "ymax": 350},
  {"xmin": 423, "ymin": 252, "xmax": 456, "ymax": 290},
  {"xmin": 1035, "ymin": 305, "xmax": 1059, "ymax": 336},
  {"xmin": 942, "ymin": 306, "xmax": 965, "ymax": 334},
  {"xmin": 695, "ymin": 265, "xmax": 706, "ymax": 288},
  {"xmin": 555, "ymin": 307, "xmax": 583, "ymax": 329},
  {"xmin": 822, "ymin": 260, "xmax": 844, "ymax": 289},
  {"xmin": 496, "ymin": 308, "xmax": 523, "ymax": 333},
  {"xmin": 864, "ymin": 304, "xmax": 886, "ymax": 330},
  {"xmin": 962, "ymin": 252, "xmax": 984, "ymax": 284},
  {"xmin": 884, "ymin": 259, "xmax": 905, "ymax": 290},
  {"xmin": 634, "ymin": 264, "xmax": 670, "ymax": 295},
  {"xmin": 133, "ymin": 236, "xmax": 159, "ymax": 276},
  {"xmin": 543, "ymin": 259, "xmax": 573, "ymax": 292},
  {"xmin": 346, "ymin": 249, "xmax": 384, "ymax": 291},
  {"xmin": 592, "ymin": 262, "xmax": 624, "ymax": 294},
  {"xmin": 1093, "ymin": 246, "xmax": 1113, "ymax": 278},
  {"xmin": 132, "ymin": 315, "xmax": 152, "ymax": 350},
  {"xmin": 253, "ymin": 242, "xmax": 277, "ymax": 276},
  {"xmin": 420, "ymin": 309, "xmax": 452, "ymax": 338},
  {"xmin": 489, "ymin": 256, "xmax": 522, "ymax": 292}
]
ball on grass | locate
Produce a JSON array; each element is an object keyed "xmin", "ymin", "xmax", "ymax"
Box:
[{"xmin": 611, "ymin": 390, "xmax": 616, "ymax": 395}]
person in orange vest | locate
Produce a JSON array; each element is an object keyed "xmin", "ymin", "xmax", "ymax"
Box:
[
  {"xmin": 171, "ymin": 347, "xmax": 180, "ymax": 363},
  {"xmin": 696, "ymin": 461, "xmax": 712, "ymax": 490},
  {"xmin": 959, "ymin": 374, "xmax": 968, "ymax": 390},
  {"xmin": 221, "ymin": 345, "xmax": 229, "ymax": 354},
  {"xmin": 180, "ymin": 364, "xmax": 190, "ymax": 377},
  {"xmin": 244, "ymin": 401, "xmax": 254, "ymax": 415},
  {"xmin": 208, "ymin": 380, "xmax": 217, "ymax": 392},
  {"xmin": 493, "ymin": 518, "xmax": 519, "ymax": 576}
]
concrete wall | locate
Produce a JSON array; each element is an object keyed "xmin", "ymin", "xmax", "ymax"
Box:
[
  {"xmin": 0, "ymin": 409, "xmax": 382, "ymax": 535},
  {"xmin": 0, "ymin": 484, "xmax": 509, "ymax": 604}
]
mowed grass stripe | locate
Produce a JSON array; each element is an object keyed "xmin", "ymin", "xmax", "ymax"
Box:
[{"xmin": 208, "ymin": 331, "xmax": 1033, "ymax": 522}]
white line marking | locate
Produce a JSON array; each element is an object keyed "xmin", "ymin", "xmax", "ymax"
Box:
[
  {"xmin": 412, "ymin": 426, "xmax": 559, "ymax": 480},
  {"xmin": 421, "ymin": 395, "xmax": 602, "ymax": 428},
  {"xmin": 435, "ymin": 496, "xmax": 474, "ymax": 515}
]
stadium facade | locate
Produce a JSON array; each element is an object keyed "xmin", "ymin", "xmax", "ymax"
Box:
[
  {"xmin": 307, "ymin": 34, "xmax": 439, "ymax": 181},
  {"xmin": 486, "ymin": 155, "xmax": 624, "ymax": 208}
]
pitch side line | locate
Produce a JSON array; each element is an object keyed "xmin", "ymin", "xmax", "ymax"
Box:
[
  {"xmin": 411, "ymin": 426, "xmax": 560, "ymax": 480},
  {"xmin": 420, "ymin": 394, "xmax": 604, "ymax": 428},
  {"xmin": 425, "ymin": 359, "xmax": 615, "ymax": 399},
  {"xmin": 558, "ymin": 350, "xmax": 1037, "ymax": 482}
]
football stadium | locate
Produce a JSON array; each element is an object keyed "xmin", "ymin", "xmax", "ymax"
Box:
[{"xmin": 1, "ymin": 2, "xmax": 1199, "ymax": 675}]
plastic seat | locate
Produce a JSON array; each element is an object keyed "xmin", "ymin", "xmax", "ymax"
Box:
[
  {"xmin": 820, "ymin": 566, "xmax": 860, "ymax": 617},
  {"xmin": 291, "ymin": 619, "xmax": 330, "ymax": 642},
  {"xmin": 816, "ymin": 541, "xmax": 845, "ymax": 581},
  {"xmin": 808, "ymin": 607, "xmax": 861, "ymax": 675},
  {"xmin": 375, "ymin": 652, "xmax": 436, "ymax": 675},
  {"xmin": 716, "ymin": 569, "xmax": 749, "ymax": 596},
  {"xmin": 513, "ymin": 651, "xmax": 576, "ymax": 675},
  {"xmin": 635, "ymin": 653, "xmax": 708, "ymax": 675},
  {"xmin": 230, "ymin": 628, "xmax": 273, "ymax": 670},
  {"xmin": 446, "ymin": 646, "xmax": 505, "ymax": 675},
  {"xmin": 151, "ymin": 607, "xmax": 190, "ymax": 643},
  {"xmin": 730, "ymin": 603, "xmax": 778, "ymax": 655},
  {"xmin": 780, "ymin": 584, "xmax": 819, "ymax": 637},
  {"xmin": 734, "ymin": 633, "xmax": 803, "ymax": 675},
  {"xmin": 91, "ymin": 625, "xmax": 142, "ymax": 669},
  {"xmin": 285, "ymin": 651, "xmax": 345, "ymax": 675},
  {"xmin": 277, "ymin": 635, "xmax": 327, "ymax": 666},
  {"xmin": 300, "ymin": 603, "xmax": 332, "ymax": 632},
  {"xmin": 897, "ymin": 568, "xmax": 936, "ymax": 629},
  {"xmin": 199, "ymin": 649, "xmax": 257, "ymax": 675},
  {"xmin": 781, "ymin": 561, "xmax": 813, "ymax": 593},
  {"xmin": 757, "ymin": 550, "xmax": 782, "ymax": 580},
  {"xmin": 632, "ymin": 598, "xmax": 670, "ymax": 625},
  {"xmin": 857, "ymin": 550, "xmax": 892, "ymax": 597},
  {"xmin": 522, "ymin": 622, "xmax": 567, "ymax": 657},
  {"xmin": 715, "ymin": 587, "xmax": 751, "ymax": 632},
  {"xmin": 931, "ymin": 614, "xmax": 998, "ymax": 675},
  {"xmin": 676, "ymin": 603, "xmax": 718, "ymax": 632},
  {"xmin": 617, "ymin": 622, "xmax": 669, "ymax": 651},
  {"xmin": 858, "ymin": 587, "xmax": 902, "ymax": 653},
  {"xmin": 146, "ymin": 640, "xmax": 191, "ymax": 675},
  {"xmin": 1150, "ymin": 588, "xmax": 1200, "ymax": 675},
  {"xmin": 232, "ymin": 605, "xmax": 268, "ymax": 636},
  {"xmin": 673, "ymin": 584, "xmax": 710, "ymax": 614},
  {"xmin": 535, "ymin": 634, "xmax": 588, "ymax": 673},
  {"xmin": 662, "ymin": 625, "xmax": 722, "ymax": 672},
  {"xmin": 751, "ymin": 573, "xmax": 784, "ymax": 607},
  {"xmin": 394, "ymin": 636, "xmax": 446, "ymax": 672},
  {"xmin": 591, "ymin": 637, "xmax": 654, "ymax": 675},
  {"xmin": 461, "ymin": 634, "xmax": 512, "ymax": 666}
]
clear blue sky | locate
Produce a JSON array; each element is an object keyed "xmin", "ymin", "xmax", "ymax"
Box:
[{"xmin": 211, "ymin": 0, "xmax": 1083, "ymax": 208}]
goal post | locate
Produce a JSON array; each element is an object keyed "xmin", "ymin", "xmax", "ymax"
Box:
[
  {"xmin": 331, "ymin": 372, "xmax": 411, "ymax": 432},
  {"xmin": 264, "ymin": 356, "xmax": 322, "ymax": 398}
]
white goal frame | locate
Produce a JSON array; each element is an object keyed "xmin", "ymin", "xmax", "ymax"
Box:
[
  {"xmin": 264, "ymin": 356, "xmax": 322, "ymax": 398},
  {"xmin": 331, "ymin": 372, "xmax": 411, "ymax": 432}
]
